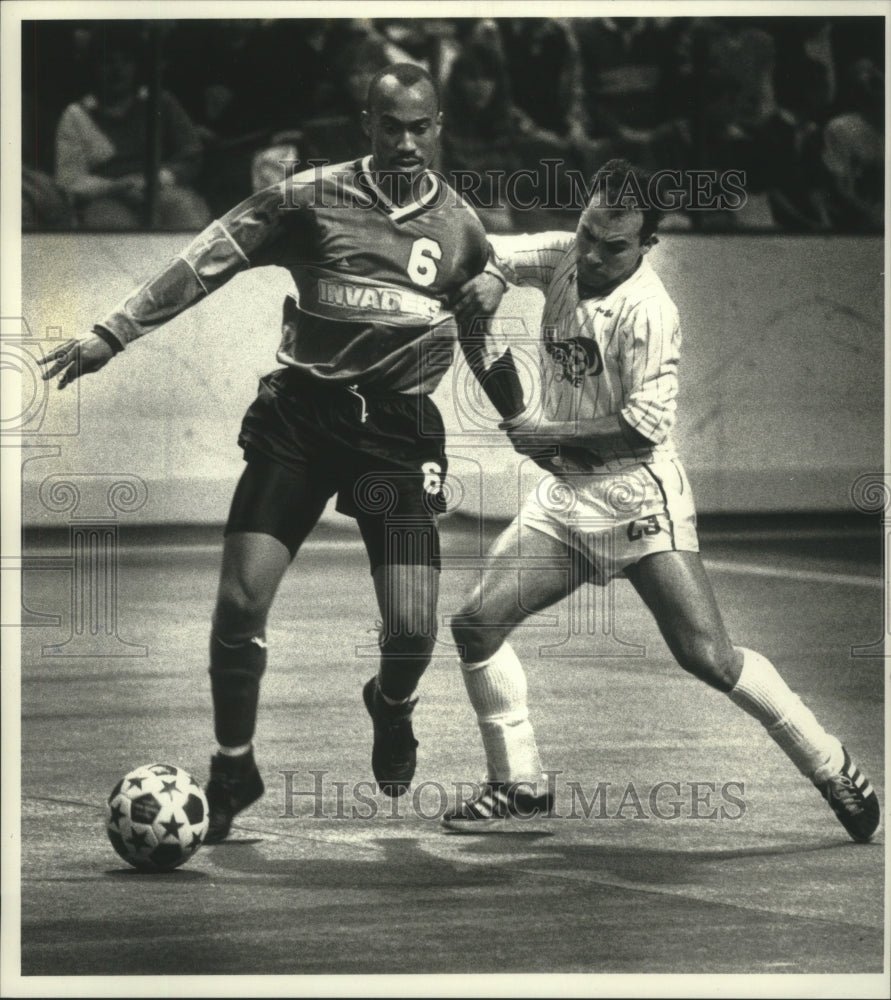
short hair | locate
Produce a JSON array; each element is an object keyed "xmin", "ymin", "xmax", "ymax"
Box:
[
  {"xmin": 589, "ymin": 158, "xmax": 664, "ymax": 243},
  {"xmin": 366, "ymin": 63, "xmax": 439, "ymax": 112}
]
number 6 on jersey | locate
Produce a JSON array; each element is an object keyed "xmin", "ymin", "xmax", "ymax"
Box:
[{"xmin": 407, "ymin": 238, "xmax": 442, "ymax": 287}]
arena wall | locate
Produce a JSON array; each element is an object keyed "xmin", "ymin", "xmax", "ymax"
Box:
[{"xmin": 15, "ymin": 232, "xmax": 884, "ymax": 526}]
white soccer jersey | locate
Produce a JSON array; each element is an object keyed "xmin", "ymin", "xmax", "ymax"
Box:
[{"xmin": 490, "ymin": 232, "xmax": 682, "ymax": 471}]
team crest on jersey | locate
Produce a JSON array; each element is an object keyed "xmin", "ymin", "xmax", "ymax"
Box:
[{"xmin": 543, "ymin": 326, "xmax": 604, "ymax": 387}]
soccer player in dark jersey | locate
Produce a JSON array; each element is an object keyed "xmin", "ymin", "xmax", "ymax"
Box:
[{"xmin": 40, "ymin": 64, "xmax": 506, "ymax": 843}]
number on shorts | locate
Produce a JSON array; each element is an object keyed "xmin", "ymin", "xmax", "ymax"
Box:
[
  {"xmin": 627, "ymin": 515, "xmax": 661, "ymax": 541},
  {"xmin": 421, "ymin": 461, "xmax": 443, "ymax": 495},
  {"xmin": 407, "ymin": 238, "xmax": 442, "ymax": 287}
]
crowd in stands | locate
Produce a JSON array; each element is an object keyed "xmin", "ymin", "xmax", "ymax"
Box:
[{"xmin": 21, "ymin": 16, "xmax": 884, "ymax": 233}]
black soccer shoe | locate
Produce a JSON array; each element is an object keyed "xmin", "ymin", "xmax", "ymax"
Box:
[
  {"xmin": 363, "ymin": 677, "xmax": 418, "ymax": 798},
  {"xmin": 441, "ymin": 780, "xmax": 555, "ymax": 831},
  {"xmin": 814, "ymin": 747, "xmax": 881, "ymax": 843},
  {"xmin": 204, "ymin": 749, "xmax": 265, "ymax": 845}
]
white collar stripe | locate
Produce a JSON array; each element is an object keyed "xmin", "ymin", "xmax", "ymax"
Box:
[{"xmin": 360, "ymin": 155, "xmax": 440, "ymax": 219}]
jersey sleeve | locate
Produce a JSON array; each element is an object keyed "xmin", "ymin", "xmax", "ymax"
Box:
[
  {"xmin": 618, "ymin": 296, "xmax": 681, "ymax": 445},
  {"xmin": 487, "ymin": 232, "xmax": 575, "ymax": 293},
  {"xmin": 94, "ymin": 180, "xmax": 309, "ymax": 349}
]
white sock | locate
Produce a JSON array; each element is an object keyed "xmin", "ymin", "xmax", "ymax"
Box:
[
  {"xmin": 727, "ymin": 647, "xmax": 843, "ymax": 779},
  {"xmin": 460, "ymin": 642, "xmax": 543, "ymax": 785},
  {"xmin": 218, "ymin": 743, "xmax": 252, "ymax": 757}
]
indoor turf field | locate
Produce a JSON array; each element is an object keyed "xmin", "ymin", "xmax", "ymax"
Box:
[{"xmin": 14, "ymin": 513, "xmax": 887, "ymax": 986}]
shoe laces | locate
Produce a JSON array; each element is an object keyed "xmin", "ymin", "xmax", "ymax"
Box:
[{"xmin": 825, "ymin": 773, "xmax": 864, "ymax": 816}]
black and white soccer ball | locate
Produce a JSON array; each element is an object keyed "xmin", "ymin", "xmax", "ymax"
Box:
[{"xmin": 105, "ymin": 763, "xmax": 209, "ymax": 872}]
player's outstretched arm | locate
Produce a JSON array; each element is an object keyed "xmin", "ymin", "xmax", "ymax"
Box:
[
  {"xmin": 47, "ymin": 185, "xmax": 294, "ymax": 377},
  {"xmin": 38, "ymin": 333, "xmax": 116, "ymax": 390}
]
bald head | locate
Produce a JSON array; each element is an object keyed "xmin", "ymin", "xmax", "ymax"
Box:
[{"xmin": 366, "ymin": 63, "xmax": 439, "ymax": 114}]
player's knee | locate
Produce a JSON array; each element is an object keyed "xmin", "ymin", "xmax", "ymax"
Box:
[
  {"xmin": 214, "ymin": 583, "xmax": 273, "ymax": 637},
  {"xmin": 450, "ymin": 608, "xmax": 507, "ymax": 665},
  {"xmin": 677, "ymin": 634, "xmax": 740, "ymax": 691}
]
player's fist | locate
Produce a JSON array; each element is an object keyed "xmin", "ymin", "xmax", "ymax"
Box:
[
  {"xmin": 451, "ymin": 272, "xmax": 506, "ymax": 326},
  {"xmin": 38, "ymin": 333, "xmax": 116, "ymax": 389},
  {"xmin": 499, "ymin": 410, "xmax": 551, "ymax": 460}
]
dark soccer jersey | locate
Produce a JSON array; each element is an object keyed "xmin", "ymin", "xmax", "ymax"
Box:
[{"xmin": 96, "ymin": 157, "xmax": 490, "ymax": 393}]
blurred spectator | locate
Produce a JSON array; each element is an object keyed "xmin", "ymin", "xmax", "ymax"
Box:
[
  {"xmin": 165, "ymin": 20, "xmax": 330, "ymax": 138},
  {"xmin": 573, "ymin": 17, "xmax": 692, "ymax": 174},
  {"xmin": 441, "ymin": 43, "xmax": 572, "ymax": 231},
  {"xmin": 686, "ymin": 19, "xmax": 779, "ymax": 135},
  {"xmin": 679, "ymin": 19, "xmax": 814, "ymax": 231},
  {"xmin": 374, "ymin": 18, "xmax": 441, "ymax": 66},
  {"xmin": 54, "ymin": 25, "xmax": 212, "ymax": 230},
  {"xmin": 163, "ymin": 19, "xmax": 332, "ymax": 211},
  {"xmin": 21, "ymin": 21, "xmax": 89, "ymax": 230},
  {"xmin": 576, "ymin": 19, "xmax": 688, "ymax": 133},
  {"xmin": 22, "ymin": 21, "xmax": 93, "ymax": 176},
  {"xmin": 22, "ymin": 166, "xmax": 74, "ymax": 231},
  {"xmin": 24, "ymin": 15, "xmax": 886, "ymax": 233},
  {"xmin": 773, "ymin": 17, "xmax": 837, "ymax": 126},
  {"xmin": 820, "ymin": 58, "xmax": 884, "ymax": 232},
  {"xmin": 471, "ymin": 19, "xmax": 590, "ymax": 147},
  {"xmin": 22, "ymin": 21, "xmax": 84, "ymax": 232},
  {"xmin": 296, "ymin": 31, "xmax": 395, "ymax": 167}
]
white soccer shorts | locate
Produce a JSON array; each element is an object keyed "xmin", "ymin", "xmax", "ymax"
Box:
[{"xmin": 518, "ymin": 458, "xmax": 700, "ymax": 585}]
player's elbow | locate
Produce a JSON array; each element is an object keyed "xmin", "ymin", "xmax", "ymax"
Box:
[
  {"xmin": 619, "ymin": 411, "xmax": 667, "ymax": 450},
  {"xmin": 622, "ymin": 419, "xmax": 658, "ymax": 450}
]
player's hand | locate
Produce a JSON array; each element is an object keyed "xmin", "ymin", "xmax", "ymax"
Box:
[
  {"xmin": 500, "ymin": 413, "xmax": 581, "ymax": 458},
  {"xmin": 505, "ymin": 434, "xmax": 555, "ymax": 460},
  {"xmin": 499, "ymin": 411, "xmax": 569, "ymax": 438},
  {"xmin": 502, "ymin": 420, "xmax": 604, "ymax": 467},
  {"xmin": 38, "ymin": 334, "xmax": 116, "ymax": 389},
  {"xmin": 451, "ymin": 272, "xmax": 506, "ymax": 326},
  {"xmin": 500, "ymin": 410, "xmax": 553, "ymax": 457}
]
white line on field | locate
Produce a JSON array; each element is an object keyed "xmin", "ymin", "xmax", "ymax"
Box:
[{"xmin": 703, "ymin": 559, "xmax": 883, "ymax": 588}]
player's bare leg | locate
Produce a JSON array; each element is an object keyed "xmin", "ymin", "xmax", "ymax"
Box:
[
  {"xmin": 204, "ymin": 530, "xmax": 292, "ymax": 843},
  {"xmin": 362, "ymin": 558, "xmax": 439, "ymax": 797},
  {"xmin": 624, "ymin": 550, "xmax": 741, "ymax": 690},
  {"xmin": 625, "ymin": 550, "xmax": 880, "ymax": 841},
  {"xmin": 444, "ymin": 522, "xmax": 573, "ymax": 825}
]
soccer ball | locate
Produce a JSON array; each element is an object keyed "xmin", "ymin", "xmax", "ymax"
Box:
[{"xmin": 106, "ymin": 763, "xmax": 209, "ymax": 872}]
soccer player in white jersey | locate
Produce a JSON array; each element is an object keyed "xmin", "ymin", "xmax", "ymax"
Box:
[{"xmin": 443, "ymin": 159, "xmax": 880, "ymax": 842}]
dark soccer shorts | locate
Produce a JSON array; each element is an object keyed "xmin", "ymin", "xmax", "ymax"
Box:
[{"xmin": 226, "ymin": 368, "xmax": 449, "ymax": 572}]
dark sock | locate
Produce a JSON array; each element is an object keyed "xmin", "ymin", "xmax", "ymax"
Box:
[
  {"xmin": 208, "ymin": 633, "xmax": 267, "ymax": 747},
  {"xmin": 377, "ymin": 654, "xmax": 428, "ymax": 704}
]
